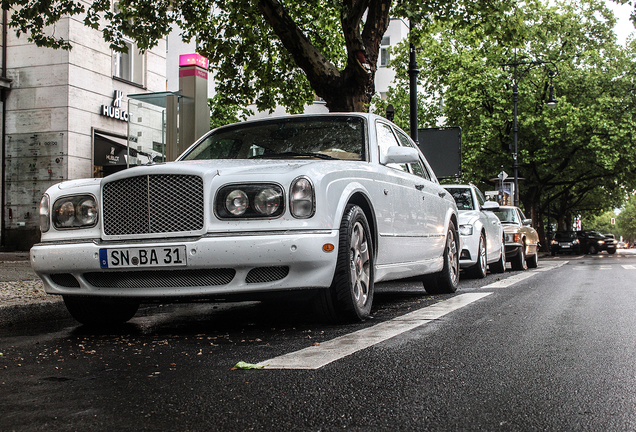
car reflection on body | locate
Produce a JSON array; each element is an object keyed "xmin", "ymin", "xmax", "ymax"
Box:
[
  {"xmin": 493, "ymin": 206, "xmax": 540, "ymax": 270},
  {"xmin": 442, "ymin": 184, "xmax": 506, "ymax": 278},
  {"xmin": 31, "ymin": 113, "xmax": 460, "ymax": 326},
  {"xmin": 550, "ymin": 231, "xmax": 581, "ymax": 255}
]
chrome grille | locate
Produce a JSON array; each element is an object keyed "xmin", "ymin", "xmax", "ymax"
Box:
[
  {"xmin": 245, "ymin": 266, "xmax": 289, "ymax": 284},
  {"xmin": 83, "ymin": 269, "xmax": 235, "ymax": 288},
  {"xmin": 103, "ymin": 174, "xmax": 204, "ymax": 235}
]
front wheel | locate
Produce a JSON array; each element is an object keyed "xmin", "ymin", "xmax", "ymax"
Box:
[
  {"xmin": 63, "ymin": 296, "xmax": 140, "ymax": 326},
  {"xmin": 316, "ymin": 204, "xmax": 374, "ymax": 322},
  {"xmin": 526, "ymin": 249, "xmax": 539, "ymax": 268},
  {"xmin": 511, "ymin": 242, "xmax": 528, "ymax": 271},
  {"xmin": 468, "ymin": 233, "xmax": 488, "ymax": 278},
  {"xmin": 423, "ymin": 221, "xmax": 459, "ymax": 294}
]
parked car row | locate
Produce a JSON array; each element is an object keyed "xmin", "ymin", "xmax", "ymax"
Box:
[{"xmin": 550, "ymin": 230, "xmax": 617, "ymax": 255}]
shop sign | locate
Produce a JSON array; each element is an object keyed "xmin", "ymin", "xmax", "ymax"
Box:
[{"xmin": 101, "ymin": 90, "xmax": 129, "ymax": 122}]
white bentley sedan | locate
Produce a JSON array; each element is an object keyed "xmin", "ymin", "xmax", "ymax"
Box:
[{"xmin": 31, "ymin": 113, "xmax": 459, "ymax": 325}]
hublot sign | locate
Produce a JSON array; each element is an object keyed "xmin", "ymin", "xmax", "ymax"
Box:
[{"xmin": 100, "ymin": 90, "xmax": 129, "ymax": 122}]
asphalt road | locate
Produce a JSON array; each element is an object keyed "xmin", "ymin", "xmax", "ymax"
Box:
[{"xmin": 2, "ymin": 251, "xmax": 636, "ymax": 431}]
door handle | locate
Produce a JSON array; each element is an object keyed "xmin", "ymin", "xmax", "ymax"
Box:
[{"xmin": 415, "ymin": 184, "xmax": 424, "ymax": 191}]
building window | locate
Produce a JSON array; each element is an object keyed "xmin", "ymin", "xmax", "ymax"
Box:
[
  {"xmin": 113, "ymin": 40, "xmax": 146, "ymax": 86},
  {"xmin": 380, "ymin": 36, "xmax": 390, "ymax": 67}
]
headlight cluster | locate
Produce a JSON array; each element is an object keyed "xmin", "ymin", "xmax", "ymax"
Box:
[
  {"xmin": 51, "ymin": 195, "xmax": 98, "ymax": 229},
  {"xmin": 458, "ymin": 224, "xmax": 473, "ymax": 236},
  {"xmin": 505, "ymin": 233, "xmax": 521, "ymax": 243},
  {"xmin": 215, "ymin": 178, "xmax": 315, "ymax": 220}
]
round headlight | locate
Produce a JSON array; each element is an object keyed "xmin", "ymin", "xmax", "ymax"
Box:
[
  {"xmin": 254, "ymin": 188, "xmax": 282, "ymax": 215},
  {"xmin": 56, "ymin": 201, "xmax": 76, "ymax": 227},
  {"xmin": 225, "ymin": 190, "xmax": 248, "ymax": 216},
  {"xmin": 76, "ymin": 198, "xmax": 98, "ymax": 226},
  {"xmin": 39, "ymin": 194, "xmax": 50, "ymax": 233}
]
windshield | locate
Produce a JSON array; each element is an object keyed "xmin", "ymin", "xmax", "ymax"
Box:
[
  {"xmin": 494, "ymin": 208, "xmax": 520, "ymax": 224},
  {"xmin": 554, "ymin": 232, "xmax": 577, "ymax": 240},
  {"xmin": 180, "ymin": 116, "xmax": 366, "ymax": 161},
  {"xmin": 445, "ymin": 188, "xmax": 474, "ymax": 210}
]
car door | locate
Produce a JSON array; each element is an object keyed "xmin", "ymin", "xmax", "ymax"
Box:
[
  {"xmin": 474, "ymin": 187, "xmax": 502, "ymax": 262},
  {"xmin": 375, "ymin": 121, "xmax": 428, "ymax": 264},
  {"xmin": 393, "ymin": 128, "xmax": 447, "ymax": 257}
]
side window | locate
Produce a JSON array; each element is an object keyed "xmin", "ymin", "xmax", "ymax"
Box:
[
  {"xmin": 376, "ymin": 122, "xmax": 407, "ymax": 171},
  {"xmin": 394, "ymin": 129, "xmax": 431, "ymax": 181}
]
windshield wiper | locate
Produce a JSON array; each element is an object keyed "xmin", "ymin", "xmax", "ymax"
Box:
[{"xmin": 250, "ymin": 152, "xmax": 337, "ymax": 160}]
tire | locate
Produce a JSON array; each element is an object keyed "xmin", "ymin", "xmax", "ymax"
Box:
[
  {"xmin": 63, "ymin": 296, "xmax": 140, "ymax": 326},
  {"xmin": 608, "ymin": 249, "xmax": 616, "ymax": 255},
  {"xmin": 316, "ymin": 204, "xmax": 374, "ymax": 322},
  {"xmin": 526, "ymin": 249, "xmax": 538, "ymax": 268},
  {"xmin": 588, "ymin": 245, "xmax": 598, "ymax": 255},
  {"xmin": 511, "ymin": 241, "xmax": 528, "ymax": 271},
  {"xmin": 468, "ymin": 233, "xmax": 488, "ymax": 278},
  {"xmin": 490, "ymin": 238, "xmax": 506, "ymax": 274},
  {"xmin": 551, "ymin": 250, "xmax": 556, "ymax": 256},
  {"xmin": 423, "ymin": 221, "xmax": 459, "ymax": 294}
]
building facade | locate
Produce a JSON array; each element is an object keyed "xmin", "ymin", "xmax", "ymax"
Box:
[{"xmin": 1, "ymin": 12, "xmax": 166, "ymax": 250}]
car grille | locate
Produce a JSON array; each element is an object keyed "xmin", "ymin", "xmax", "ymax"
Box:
[
  {"xmin": 83, "ymin": 269, "xmax": 235, "ymax": 288},
  {"xmin": 102, "ymin": 174, "xmax": 204, "ymax": 235}
]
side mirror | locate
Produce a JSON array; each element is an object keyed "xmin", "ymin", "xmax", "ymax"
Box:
[
  {"xmin": 381, "ymin": 146, "xmax": 420, "ymax": 165},
  {"xmin": 482, "ymin": 201, "xmax": 500, "ymax": 211},
  {"xmin": 523, "ymin": 218, "xmax": 533, "ymax": 226}
]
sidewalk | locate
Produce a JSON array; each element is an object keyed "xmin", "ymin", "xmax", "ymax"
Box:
[{"xmin": 0, "ymin": 252, "xmax": 67, "ymax": 327}]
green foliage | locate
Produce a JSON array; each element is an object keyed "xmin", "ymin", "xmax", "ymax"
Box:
[
  {"xmin": 377, "ymin": 0, "xmax": 636, "ymax": 237},
  {"xmin": 208, "ymin": 95, "xmax": 253, "ymax": 129},
  {"xmin": 3, "ymin": 0, "xmax": 520, "ymax": 113},
  {"xmin": 617, "ymin": 194, "xmax": 636, "ymax": 241}
]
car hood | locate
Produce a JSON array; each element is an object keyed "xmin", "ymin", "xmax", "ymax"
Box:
[
  {"xmin": 102, "ymin": 159, "xmax": 332, "ymax": 181},
  {"xmin": 501, "ymin": 223, "xmax": 522, "ymax": 233},
  {"xmin": 457, "ymin": 210, "xmax": 481, "ymax": 225}
]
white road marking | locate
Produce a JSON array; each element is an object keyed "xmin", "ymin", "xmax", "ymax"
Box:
[
  {"xmin": 258, "ymin": 292, "xmax": 492, "ymax": 370},
  {"xmin": 622, "ymin": 265, "xmax": 636, "ymax": 269},
  {"xmin": 484, "ymin": 261, "xmax": 568, "ymax": 288}
]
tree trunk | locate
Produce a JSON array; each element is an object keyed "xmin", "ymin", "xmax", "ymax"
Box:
[{"xmin": 258, "ymin": 0, "xmax": 390, "ymax": 113}]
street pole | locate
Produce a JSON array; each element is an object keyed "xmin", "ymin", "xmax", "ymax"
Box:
[
  {"xmin": 513, "ymin": 64, "xmax": 519, "ymax": 207},
  {"xmin": 408, "ymin": 20, "xmax": 419, "ymax": 145}
]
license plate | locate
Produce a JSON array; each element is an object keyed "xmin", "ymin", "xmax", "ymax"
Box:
[
  {"xmin": 99, "ymin": 246, "xmax": 187, "ymax": 269},
  {"xmin": 560, "ymin": 243, "xmax": 570, "ymax": 248}
]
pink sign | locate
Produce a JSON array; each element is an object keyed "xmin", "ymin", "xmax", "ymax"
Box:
[{"xmin": 179, "ymin": 53, "xmax": 209, "ymax": 69}]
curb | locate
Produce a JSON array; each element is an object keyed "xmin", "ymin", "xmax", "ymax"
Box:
[{"xmin": 0, "ymin": 300, "xmax": 69, "ymax": 328}]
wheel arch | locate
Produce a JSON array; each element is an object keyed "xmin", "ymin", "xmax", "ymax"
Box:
[{"xmin": 346, "ymin": 192, "xmax": 378, "ymax": 257}]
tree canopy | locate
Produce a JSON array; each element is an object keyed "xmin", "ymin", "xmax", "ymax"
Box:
[
  {"xmin": 375, "ymin": 0, "xmax": 636, "ymax": 246},
  {"xmin": 3, "ymin": 0, "xmax": 518, "ymax": 113}
]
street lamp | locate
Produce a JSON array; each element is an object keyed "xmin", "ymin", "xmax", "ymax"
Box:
[{"xmin": 504, "ymin": 52, "xmax": 559, "ymax": 207}]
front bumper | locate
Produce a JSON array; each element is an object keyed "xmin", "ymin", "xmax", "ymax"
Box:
[
  {"xmin": 31, "ymin": 230, "xmax": 339, "ymax": 299},
  {"xmin": 458, "ymin": 232, "xmax": 480, "ymax": 268}
]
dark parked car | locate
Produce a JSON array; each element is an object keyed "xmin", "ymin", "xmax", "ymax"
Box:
[
  {"xmin": 576, "ymin": 230, "xmax": 614, "ymax": 254},
  {"xmin": 601, "ymin": 233, "xmax": 618, "ymax": 254},
  {"xmin": 550, "ymin": 231, "xmax": 581, "ymax": 255}
]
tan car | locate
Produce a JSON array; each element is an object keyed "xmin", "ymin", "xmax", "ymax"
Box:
[{"xmin": 493, "ymin": 206, "xmax": 540, "ymax": 270}]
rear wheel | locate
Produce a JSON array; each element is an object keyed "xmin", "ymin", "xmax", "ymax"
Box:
[
  {"xmin": 490, "ymin": 238, "xmax": 506, "ymax": 274},
  {"xmin": 63, "ymin": 296, "xmax": 139, "ymax": 326},
  {"xmin": 423, "ymin": 222, "xmax": 459, "ymax": 294},
  {"xmin": 316, "ymin": 204, "xmax": 374, "ymax": 322}
]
